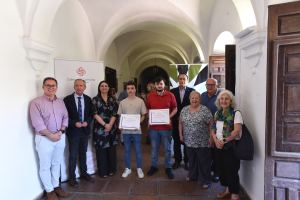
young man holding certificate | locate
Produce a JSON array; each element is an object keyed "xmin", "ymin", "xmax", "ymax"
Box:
[
  {"xmin": 117, "ymin": 81, "xmax": 147, "ymax": 178},
  {"xmin": 146, "ymin": 76, "xmax": 178, "ymax": 179}
]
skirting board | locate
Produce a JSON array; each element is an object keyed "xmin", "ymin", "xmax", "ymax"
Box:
[{"xmin": 240, "ymin": 184, "xmax": 253, "ymax": 200}]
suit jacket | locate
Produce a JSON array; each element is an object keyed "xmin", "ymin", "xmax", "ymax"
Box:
[
  {"xmin": 170, "ymin": 86, "xmax": 195, "ymax": 122},
  {"xmin": 63, "ymin": 93, "xmax": 93, "ymax": 138}
]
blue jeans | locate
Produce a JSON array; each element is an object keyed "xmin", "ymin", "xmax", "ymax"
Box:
[
  {"xmin": 123, "ymin": 134, "xmax": 142, "ymax": 168},
  {"xmin": 149, "ymin": 129, "xmax": 172, "ymax": 169}
]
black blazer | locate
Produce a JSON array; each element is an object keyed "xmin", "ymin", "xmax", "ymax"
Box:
[
  {"xmin": 170, "ymin": 86, "xmax": 195, "ymax": 121},
  {"xmin": 63, "ymin": 93, "xmax": 93, "ymax": 138}
]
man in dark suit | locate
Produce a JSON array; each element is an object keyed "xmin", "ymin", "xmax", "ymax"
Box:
[
  {"xmin": 64, "ymin": 79, "xmax": 94, "ymax": 188},
  {"xmin": 170, "ymin": 73, "xmax": 195, "ymax": 170}
]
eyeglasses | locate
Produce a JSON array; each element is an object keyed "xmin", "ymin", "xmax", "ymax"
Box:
[
  {"xmin": 205, "ymin": 84, "xmax": 215, "ymax": 87},
  {"xmin": 44, "ymin": 85, "xmax": 57, "ymax": 88}
]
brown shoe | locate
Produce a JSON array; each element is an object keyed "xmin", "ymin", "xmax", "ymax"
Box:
[
  {"xmin": 217, "ymin": 191, "xmax": 232, "ymax": 199},
  {"xmin": 54, "ymin": 187, "xmax": 68, "ymax": 197},
  {"xmin": 83, "ymin": 173, "xmax": 95, "ymax": 182},
  {"xmin": 46, "ymin": 191, "xmax": 58, "ymax": 200},
  {"xmin": 70, "ymin": 177, "xmax": 78, "ymax": 188}
]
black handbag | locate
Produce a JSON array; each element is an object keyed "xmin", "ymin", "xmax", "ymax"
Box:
[{"xmin": 232, "ymin": 110, "xmax": 254, "ymax": 161}]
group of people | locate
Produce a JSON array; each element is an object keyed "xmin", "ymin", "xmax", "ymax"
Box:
[{"xmin": 30, "ymin": 75, "xmax": 243, "ymax": 200}]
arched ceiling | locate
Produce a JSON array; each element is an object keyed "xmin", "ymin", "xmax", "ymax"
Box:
[{"xmin": 15, "ymin": 0, "xmax": 259, "ymax": 78}]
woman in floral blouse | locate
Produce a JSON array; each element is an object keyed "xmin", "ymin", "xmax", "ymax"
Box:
[
  {"xmin": 178, "ymin": 91, "xmax": 213, "ymax": 188},
  {"xmin": 92, "ymin": 81, "xmax": 119, "ymax": 178}
]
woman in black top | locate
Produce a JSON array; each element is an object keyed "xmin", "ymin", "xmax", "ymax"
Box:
[{"xmin": 92, "ymin": 81, "xmax": 118, "ymax": 178}]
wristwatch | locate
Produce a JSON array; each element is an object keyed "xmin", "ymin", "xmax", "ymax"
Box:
[
  {"xmin": 223, "ymin": 138, "xmax": 227, "ymax": 143},
  {"xmin": 104, "ymin": 123, "xmax": 106, "ymax": 127},
  {"xmin": 60, "ymin": 129, "xmax": 65, "ymax": 134}
]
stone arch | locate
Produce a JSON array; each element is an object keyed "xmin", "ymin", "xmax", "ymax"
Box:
[
  {"xmin": 213, "ymin": 31, "xmax": 235, "ymax": 55},
  {"xmin": 232, "ymin": 0, "xmax": 257, "ymax": 29},
  {"xmin": 118, "ymin": 38, "xmax": 190, "ymax": 70},
  {"xmin": 96, "ymin": 1, "xmax": 207, "ymax": 61}
]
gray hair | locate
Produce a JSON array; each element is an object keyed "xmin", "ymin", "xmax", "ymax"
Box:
[
  {"xmin": 215, "ymin": 90, "xmax": 236, "ymax": 109},
  {"xmin": 206, "ymin": 78, "xmax": 218, "ymax": 86},
  {"xmin": 189, "ymin": 91, "xmax": 201, "ymax": 101},
  {"xmin": 74, "ymin": 79, "xmax": 86, "ymax": 86}
]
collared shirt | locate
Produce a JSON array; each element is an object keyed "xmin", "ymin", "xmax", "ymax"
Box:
[
  {"xmin": 30, "ymin": 94, "xmax": 68, "ymax": 135},
  {"xmin": 74, "ymin": 93, "xmax": 85, "ymax": 121},
  {"xmin": 146, "ymin": 90, "xmax": 177, "ymax": 130},
  {"xmin": 179, "ymin": 86, "xmax": 186, "ymax": 103},
  {"xmin": 200, "ymin": 89, "xmax": 220, "ymax": 116}
]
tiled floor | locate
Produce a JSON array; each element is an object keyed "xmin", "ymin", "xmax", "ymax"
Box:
[{"xmin": 39, "ymin": 124, "xmax": 247, "ymax": 200}]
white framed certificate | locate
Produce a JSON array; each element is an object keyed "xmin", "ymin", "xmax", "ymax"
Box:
[
  {"xmin": 119, "ymin": 114, "xmax": 140, "ymax": 130},
  {"xmin": 149, "ymin": 109, "xmax": 170, "ymax": 125}
]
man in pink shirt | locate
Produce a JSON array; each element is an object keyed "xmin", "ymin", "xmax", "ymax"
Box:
[{"xmin": 30, "ymin": 77, "xmax": 68, "ymax": 200}]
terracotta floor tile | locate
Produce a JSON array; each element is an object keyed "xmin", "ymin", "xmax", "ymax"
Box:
[
  {"xmin": 71, "ymin": 193, "xmax": 102, "ymax": 200},
  {"xmin": 209, "ymin": 182, "xmax": 226, "ymax": 197},
  {"xmin": 159, "ymin": 168, "xmax": 183, "ymax": 181},
  {"xmin": 101, "ymin": 194, "xmax": 130, "ymax": 200},
  {"xmin": 104, "ymin": 180, "xmax": 132, "ymax": 194},
  {"xmin": 77, "ymin": 180, "xmax": 107, "ymax": 192},
  {"xmin": 159, "ymin": 181, "xmax": 185, "ymax": 195},
  {"xmin": 159, "ymin": 196, "xmax": 188, "ymax": 200},
  {"xmin": 184, "ymin": 182, "xmax": 213, "ymax": 196},
  {"xmin": 131, "ymin": 181, "xmax": 158, "ymax": 195},
  {"xmin": 130, "ymin": 195, "xmax": 158, "ymax": 200},
  {"xmin": 187, "ymin": 196, "xmax": 218, "ymax": 200},
  {"xmin": 60, "ymin": 179, "xmax": 85, "ymax": 193}
]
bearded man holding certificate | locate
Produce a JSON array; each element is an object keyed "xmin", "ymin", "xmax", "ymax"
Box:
[
  {"xmin": 146, "ymin": 76, "xmax": 177, "ymax": 179},
  {"xmin": 117, "ymin": 81, "xmax": 147, "ymax": 179}
]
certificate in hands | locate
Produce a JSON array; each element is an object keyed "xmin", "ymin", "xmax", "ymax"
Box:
[
  {"xmin": 149, "ymin": 109, "xmax": 170, "ymax": 125},
  {"xmin": 119, "ymin": 114, "xmax": 140, "ymax": 130}
]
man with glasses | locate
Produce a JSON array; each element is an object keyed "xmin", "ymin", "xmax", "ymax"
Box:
[
  {"xmin": 63, "ymin": 79, "xmax": 95, "ymax": 188},
  {"xmin": 30, "ymin": 77, "xmax": 68, "ymax": 200},
  {"xmin": 200, "ymin": 78, "xmax": 220, "ymax": 182}
]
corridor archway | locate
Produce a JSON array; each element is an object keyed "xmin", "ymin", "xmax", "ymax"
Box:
[{"xmin": 139, "ymin": 66, "xmax": 169, "ymax": 93}]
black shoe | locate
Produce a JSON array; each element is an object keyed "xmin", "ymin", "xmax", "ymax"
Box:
[
  {"xmin": 120, "ymin": 142, "xmax": 124, "ymax": 147},
  {"xmin": 184, "ymin": 163, "xmax": 189, "ymax": 171},
  {"xmin": 147, "ymin": 166, "xmax": 158, "ymax": 176},
  {"xmin": 165, "ymin": 168, "xmax": 174, "ymax": 179},
  {"xmin": 172, "ymin": 162, "xmax": 180, "ymax": 169}
]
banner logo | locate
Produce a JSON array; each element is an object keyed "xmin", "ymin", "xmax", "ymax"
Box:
[{"xmin": 76, "ymin": 67, "xmax": 86, "ymax": 76}]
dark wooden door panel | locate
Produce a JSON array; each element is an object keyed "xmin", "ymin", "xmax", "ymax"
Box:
[
  {"xmin": 272, "ymin": 39, "xmax": 300, "ymax": 157},
  {"xmin": 225, "ymin": 45, "xmax": 236, "ymax": 95},
  {"xmin": 266, "ymin": 2, "xmax": 300, "ymax": 199}
]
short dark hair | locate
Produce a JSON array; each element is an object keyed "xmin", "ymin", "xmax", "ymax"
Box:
[
  {"xmin": 178, "ymin": 73, "xmax": 188, "ymax": 79},
  {"xmin": 43, "ymin": 77, "xmax": 58, "ymax": 85},
  {"xmin": 126, "ymin": 80, "xmax": 136, "ymax": 89},
  {"xmin": 97, "ymin": 80, "xmax": 111, "ymax": 96},
  {"xmin": 154, "ymin": 76, "xmax": 166, "ymax": 84}
]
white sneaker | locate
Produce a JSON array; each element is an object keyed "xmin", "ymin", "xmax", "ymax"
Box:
[
  {"xmin": 137, "ymin": 168, "xmax": 144, "ymax": 179},
  {"xmin": 122, "ymin": 168, "xmax": 131, "ymax": 178}
]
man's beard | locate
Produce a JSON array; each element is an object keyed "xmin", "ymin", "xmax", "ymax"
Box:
[{"xmin": 156, "ymin": 89, "xmax": 164, "ymax": 92}]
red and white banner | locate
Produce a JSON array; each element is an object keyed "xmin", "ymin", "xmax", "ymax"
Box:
[{"xmin": 54, "ymin": 59, "xmax": 104, "ymax": 181}]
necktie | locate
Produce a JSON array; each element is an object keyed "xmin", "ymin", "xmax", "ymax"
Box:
[{"xmin": 78, "ymin": 97, "xmax": 82, "ymax": 123}]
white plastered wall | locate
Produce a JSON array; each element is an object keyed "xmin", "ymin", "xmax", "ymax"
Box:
[
  {"xmin": 208, "ymin": 0, "xmax": 242, "ymax": 56},
  {"xmin": 0, "ymin": 1, "xmax": 96, "ymax": 199},
  {"xmin": 0, "ymin": 1, "xmax": 45, "ymax": 199}
]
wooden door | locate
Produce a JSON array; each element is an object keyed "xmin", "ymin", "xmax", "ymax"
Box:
[
  {"xmin": 266, "ymin": 2, "xmax": 300, "ymax": 199},
  {"xmin": 209, "ymin": 56, "xmax": 225, "ymax": 89},
  {"xmin": 105, "ymin": 67, "xmax": 116, "ymax": 90},
  {"xmin": 225, "ymin": 45, "xmax": 236, "ymax": 95}
]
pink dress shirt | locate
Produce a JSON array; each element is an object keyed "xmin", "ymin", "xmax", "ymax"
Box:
[{"xmin": 30, "ymin": 94, "xmax": 68, "ymax": 135}]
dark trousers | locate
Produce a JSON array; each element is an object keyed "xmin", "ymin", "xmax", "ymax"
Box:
[
  {"xmin": 211, "ymin": 146, "xmax": 217, "ymax": 173},
  {"xmin": 186, "ymin": 146, "xmax": 211, "ymax": 183},
  {"xmin": 172, "ymin": 121, "xmax": 188, "ymax": 164},
  {"xmin": 68, "ymin": 129, "xmax": 89, "ymax": 178},
  {"xmin": 96, "ymin": 145, "xmax": 117, "ymax": 177},
  {"xmin": 215, "ymin": 146, "xmax": 240, "ymax": 194}
]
